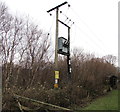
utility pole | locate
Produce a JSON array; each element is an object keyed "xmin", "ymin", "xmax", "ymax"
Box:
[
  {"xmin": 67, "ymin": 27, "xmax": 71, "ymax": 80},
  {"xmin": 47, "ymin": 2, "xmax": 68, "ymax": 88},
  {"xmin": 55, "ymin": 8, "xmax": 59, "ymax": 70}
]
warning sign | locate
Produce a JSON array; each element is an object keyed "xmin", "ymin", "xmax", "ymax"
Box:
[{"xmin": 55, "ymin": 71, "xmax": 59, "ymax": 79}]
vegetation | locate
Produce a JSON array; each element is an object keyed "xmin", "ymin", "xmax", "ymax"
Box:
[
  {"xmin": 0, "ymin": 2, "xmax": 119, "ymax": 111},
  {"xmin": 81, "ymin": 90, "xmax": 119, "ymax": 110}
]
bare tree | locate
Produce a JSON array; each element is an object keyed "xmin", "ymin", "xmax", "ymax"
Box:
[
  {"xmin": 102, "ymin": 55, "xmax": 117, "ymax": 65},
  {"xmin": 0, "ymin": 4, "xmax": 24, "ymax": 89},
  {"xmin": 15, "ymin": 19, "xmax": 52, "ymax": 87}
]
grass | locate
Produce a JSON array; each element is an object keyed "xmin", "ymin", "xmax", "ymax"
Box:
[{"xmin": 77, "ymin": 90, "xmax": 119, "ymax": 111}]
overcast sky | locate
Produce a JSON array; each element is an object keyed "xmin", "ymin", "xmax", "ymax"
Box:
[{"xmin": 0, "ymin": 0, "xmax": 119, "ymax": 59}]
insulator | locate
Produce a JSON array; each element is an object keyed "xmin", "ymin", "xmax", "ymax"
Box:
[
  {"xmin": 68, "ymin": 4, "xmax": 70, "ymax": 7},
  {"xmin": 50, "ymin": 13, "xmax": 52, "ymax": 16},
  {"xmin": 60, "ymin": 11, "xmax": 62, "ymax": 13}
]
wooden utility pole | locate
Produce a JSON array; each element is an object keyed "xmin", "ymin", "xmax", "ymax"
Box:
[
  {"xmin": 47, "ymin": 2, "xmax": 68, "ymax": 88},
  {"xmin": 55, "ymin": 8, "xmax": 59, "ymax": 70}
]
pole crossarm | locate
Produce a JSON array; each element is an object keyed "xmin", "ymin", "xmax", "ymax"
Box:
[
  {"xmin": 58, "ymin": 19, "xmax": 70, "ymax": 28},
  {"xmin": 47, "ymin": 1, "xmax": 68, "ymax": 13}
]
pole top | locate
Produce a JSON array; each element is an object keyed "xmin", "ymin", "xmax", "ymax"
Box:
[{"xmin": 47, "ymin": 1, "xmax": 68, "ymax": 13}]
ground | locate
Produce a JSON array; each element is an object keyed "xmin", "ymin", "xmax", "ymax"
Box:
[{"xmin": 76, "ymin": 90, "xmax": 119, "ymax": 111}]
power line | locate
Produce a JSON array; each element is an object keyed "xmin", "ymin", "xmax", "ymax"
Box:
[
  {"xmin": 60, "ymin": 10, "xmax": 108, "ymax": 55},
  {"xmin": 60, "ymin": 8, "xmax": 106, "ymax": 54},
  {"xmin": 69, "ymin": 6, "xmax": 112, "ymax": 54},
  {"xmin": 73, "ymin": 24, "xmax": 107, "ymax": 55},
  {"xmin": 59, "ymin": 11, "xmax": 74, "ymax": 27}
]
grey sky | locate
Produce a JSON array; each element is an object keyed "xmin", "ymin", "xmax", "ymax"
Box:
[{"xmin": 0, "ymin": 0, "xmax": 118, "ymax": 58}]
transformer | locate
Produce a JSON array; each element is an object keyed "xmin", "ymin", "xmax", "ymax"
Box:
[{"xmin": 58, "ymin": 37, "xmax": 69, "ymax": 55}]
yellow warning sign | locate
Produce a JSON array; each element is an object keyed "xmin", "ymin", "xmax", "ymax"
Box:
[{"xmin": 55, "ymin": 71, "xmax": 59, "ymax": 79}]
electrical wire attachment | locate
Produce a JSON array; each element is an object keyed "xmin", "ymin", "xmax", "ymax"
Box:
[
  {"xmin": 68, "ymin": 4, "xmax": 70, "ymax": 7},
  {"xmin": 48, "ymin": 33, "xmax": 50, "ymax": 36},
  {"xmin": 60, "ymin": 11, "xmax": 62, "ymax": 13},
  {"xmin": 49, "ymin": 13, "xmax": 52, "ymax": 16}
]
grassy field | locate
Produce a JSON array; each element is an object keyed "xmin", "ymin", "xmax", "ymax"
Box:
[{"xmin": 77, "ymin": 90, "xmax": 119, "ymax": 111}]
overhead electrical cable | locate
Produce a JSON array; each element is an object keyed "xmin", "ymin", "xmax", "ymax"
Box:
[
  {"xmin": 69, "ymin": 6, "xmax": 112, "ymax": 54},
  {"xmin": 60, "ymin": 10, "xmax": 107, "ymax": 55}
]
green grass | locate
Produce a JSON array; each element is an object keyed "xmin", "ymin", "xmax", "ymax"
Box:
[{"xmin": 79, "ymin": 90, "xmax": 119, "ymax": 110}]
